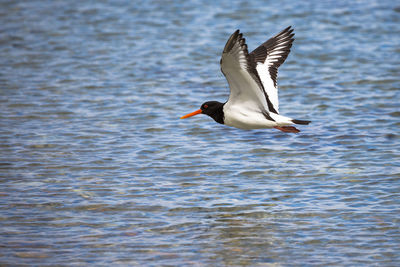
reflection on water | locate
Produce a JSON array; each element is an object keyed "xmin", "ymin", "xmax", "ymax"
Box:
[{"xmin": 1, "ymin": 0, "xmax": 399, "ymax": 265}]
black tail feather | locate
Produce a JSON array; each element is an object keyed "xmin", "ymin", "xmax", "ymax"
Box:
[{"xmin": 292, "ymin": 119, "xmax": 311, "ymax": 125}]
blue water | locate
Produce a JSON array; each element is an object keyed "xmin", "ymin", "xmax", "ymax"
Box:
[{"xmin": 1, "ymin": 0, "xmax": 400, "ymax": 265}]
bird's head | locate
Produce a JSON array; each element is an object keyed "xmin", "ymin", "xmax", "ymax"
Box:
[{"xmin": 180, "ymin": 101, "xmax": 224, "ymax": 124}]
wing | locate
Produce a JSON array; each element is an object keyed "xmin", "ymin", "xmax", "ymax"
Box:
[
  {"xmin": 220, "ymin": 30, "xmax": 273, "ymax": 116},
  {"xmin": 250, "ymin": 26, "xmax": 295, "ymax": 114}
]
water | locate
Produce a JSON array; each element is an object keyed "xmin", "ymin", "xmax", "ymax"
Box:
[{"xmin": 1, "ymin": 0, "xmax": 399, "ymax": 265}]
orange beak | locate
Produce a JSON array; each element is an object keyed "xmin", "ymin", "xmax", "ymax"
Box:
[{"xmin": 180, "ymin": 109, "xmax": 202, "ymax": 119}]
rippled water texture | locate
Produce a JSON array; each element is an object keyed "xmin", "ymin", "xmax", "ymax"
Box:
[{"xmin": 1, "ymin": 0, "xmax": 400, "ymax": 265}]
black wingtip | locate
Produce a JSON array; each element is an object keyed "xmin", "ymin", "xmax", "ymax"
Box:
[
  {"xmin": 223, "ymin": 29, "xmax": 242, "ymax": 53},
  {"xmin": 281, "ymin": 26, "xmax": 293, "ymax": 33},
  {"xmin": 292, "ymin": 119, "xmax": 311, "ymax": 125}
]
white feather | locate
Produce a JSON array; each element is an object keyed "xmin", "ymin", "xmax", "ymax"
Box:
[{"xmin": 256, "ymin": 62, "xmax": 279, "ymax": 113}]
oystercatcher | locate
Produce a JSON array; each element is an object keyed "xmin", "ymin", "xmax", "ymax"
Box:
[{"xmin": 181, "ymin": 26, "xmax": 310, "ymax": 133}]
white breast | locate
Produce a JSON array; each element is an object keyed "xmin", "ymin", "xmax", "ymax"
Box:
[{"xmin": 223, "ymin": 104, "xmax": 277, "ymax": 129}]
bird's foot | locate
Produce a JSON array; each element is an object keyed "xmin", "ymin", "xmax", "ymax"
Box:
[{"xmin": 274, "ymin": 126, "xmax": 300, "ymax": 133}]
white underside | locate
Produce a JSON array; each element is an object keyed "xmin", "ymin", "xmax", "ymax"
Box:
[{"xmin": 223, "ymin": 104, "xmax": 294, "ymax": 130}]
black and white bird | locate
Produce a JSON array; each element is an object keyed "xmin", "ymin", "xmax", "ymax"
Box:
[{"xmin": 181, "ymin": 26, "xmax": 310, "ymax": 133}]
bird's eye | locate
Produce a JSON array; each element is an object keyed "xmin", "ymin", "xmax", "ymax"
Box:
[{"xmin": 204, "ymin": 104, "xmax": 208, "ymax": 109}]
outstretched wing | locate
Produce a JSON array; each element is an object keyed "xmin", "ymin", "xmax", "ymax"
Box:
[
  {"xmin": 220, "ymin": 30, "xmax": 272, "ymax": 116},
  {"xmin": 250, "ymin": 26, "xmax": 295, "ymax": 114}
]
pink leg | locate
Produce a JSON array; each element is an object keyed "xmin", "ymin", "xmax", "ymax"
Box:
[{"xmin": 274, "ymin": 126, "xmax": 300, "ymax": 133}]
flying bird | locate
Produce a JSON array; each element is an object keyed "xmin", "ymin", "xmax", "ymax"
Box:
[{"xmin": 180, "ymin": 26, "xmax": 310, "ymax": 133}]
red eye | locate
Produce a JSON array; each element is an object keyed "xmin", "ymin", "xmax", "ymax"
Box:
[{"xmin": 204, "ymin": 104, "xmax": 208, "ymax": 108}]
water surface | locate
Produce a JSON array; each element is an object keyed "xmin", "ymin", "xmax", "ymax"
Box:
[{"xmin": 1, "ymin": 0, "xmax": 399, "ymax": 265}]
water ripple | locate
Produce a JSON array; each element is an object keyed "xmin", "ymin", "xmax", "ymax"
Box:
[{"xmin": 1, "ymin": 0, "xmax": 400, "ymax": 265}]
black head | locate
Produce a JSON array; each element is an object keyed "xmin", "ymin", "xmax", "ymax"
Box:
[{"xmin": 200, "ymin": 101, "xmax": 224, "ymax": 124}]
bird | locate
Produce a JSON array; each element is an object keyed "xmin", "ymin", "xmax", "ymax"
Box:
[{"xmin": 180, "ymin": 26, "xmax": 310, "ymax": 133}]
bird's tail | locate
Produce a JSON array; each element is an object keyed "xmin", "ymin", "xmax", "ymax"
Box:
[{"xmin": 292, "ymin": 119, "xmax": 311, "ymax": 125}]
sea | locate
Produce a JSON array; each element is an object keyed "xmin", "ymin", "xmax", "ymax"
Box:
[{"xmin": 1, "ymin": 0, "xmax": 399, "ymax": 265}]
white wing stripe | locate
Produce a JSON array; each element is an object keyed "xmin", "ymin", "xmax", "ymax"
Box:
[{"xmin": 256, "ymin": 62, "xmax": 279, "ymax": 113}]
